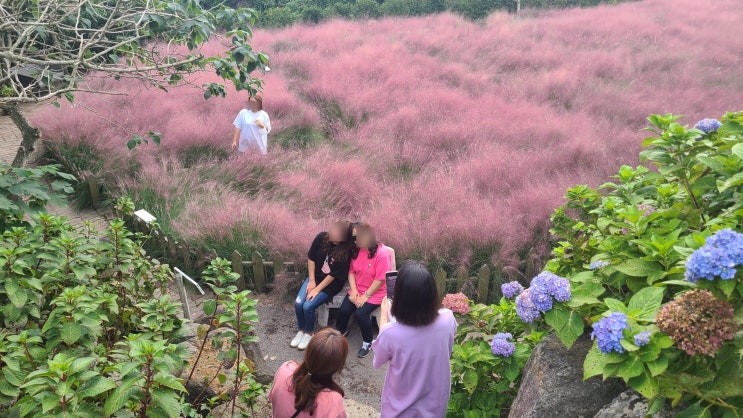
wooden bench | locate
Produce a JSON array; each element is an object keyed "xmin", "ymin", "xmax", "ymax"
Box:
[{"xmin": 317, "ymin": 246, "xmax": 395, "ymax": 328}]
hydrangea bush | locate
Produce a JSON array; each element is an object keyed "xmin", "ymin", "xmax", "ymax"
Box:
[
  {"xmin": 448, "ymin": 297, "xmax": 545, "ymax": 417},
  {"xmin": 542, "ymin": 111, "xmax": 743, "ymax": 416}
]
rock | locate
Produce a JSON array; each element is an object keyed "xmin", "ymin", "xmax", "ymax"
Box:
[
  {"xmin": 594, "ymin": 390, "xmax": 676, "ymax": 418},
  {"xmin": 508, "ymin": 333, "xmax": 626, "ymax": 418}
]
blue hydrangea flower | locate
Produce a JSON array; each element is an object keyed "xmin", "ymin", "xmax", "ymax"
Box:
[
  {"xmin": 490, "ymin": 333, "xmax": 515, "ymax": 357},
  {"xmin": 501, "ymin": 281, "xmax": 525, "ymax": 299},
  {"xmin": 516, "ymin": 289, "xmax": 540, "ymax": 323},
  {"xmin": 685, "ymin": 229, "xmax": 743, "ymax": 282},
  {"xmin": 589, "ymin": 260, "xmax": 610, "ymax": 270},
  {"xmin": 530, "ymin": 271, "xmax": 572, "ymax": 303},
  {"xmin": 591, "ymin": 312, "xmax": 629, "ymax": 354},
  {"xmin": 694, "ymin": 118, "xmax": 722, "ymax": 134},
  {"xmin": 633, "ymin": 331, "xmax": 651, "ymax": 347}
]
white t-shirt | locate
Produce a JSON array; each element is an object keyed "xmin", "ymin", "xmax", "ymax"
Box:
[{"xmin": 233, "ymin": 109, "xmax": 271, "ymax": 154}]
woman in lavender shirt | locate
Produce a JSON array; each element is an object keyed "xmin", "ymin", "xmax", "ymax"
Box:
[{"xmin": 372, "ymin": 262, "xmax": 457, "ymax": 417}]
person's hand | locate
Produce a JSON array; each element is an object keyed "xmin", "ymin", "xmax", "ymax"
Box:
[
  {"xmin": 307, "ymin": 288, "xmax": 320, "ymax": 301},
  {"xmin": 307, "ymin": 280, "xmax": 316, "ymax": 294},
  {"xmin": 349, "ymin": 289, "xmax": 359, "ymax": 304},
  {"xmin": 254, "ymin": 119, "xmax": 265, "ymax": 129},
  {"xmin": 355, "ymin": 294, "xmax": 369, "ymax": 308},
  {"xmin": 231, "ymin": 140, "xmax": 237, "ymax": 150},
  {"xmin": 380, "ymin": 297, "xmax": 390, "ymax": 320}
]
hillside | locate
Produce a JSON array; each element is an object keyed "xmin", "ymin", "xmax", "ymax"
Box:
[{"xmin": 33, "ymin": 0, "xmax": 743, "ymax": 276}]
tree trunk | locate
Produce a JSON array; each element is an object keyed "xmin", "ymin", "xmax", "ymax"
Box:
[{"xmin": 0, "ymin": 102, "xmax": 40, "ymax": 167}]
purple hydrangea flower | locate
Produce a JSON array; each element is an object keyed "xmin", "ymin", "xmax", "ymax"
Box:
[
  {"xmin": 530, "ymin": 271, "xmax": 572, "ymax": 303},
  {"xmin": 501, "ymin": 281, "xmax": 525, "ymax": 299},
  {"xmin": 516, "ymin": 289, "xmax": 540, "ymax": 323},
  {"xmin": 591, "ymin": 312, "xmax": 629, "ymax": 354},
  {"xmin": 685, "ymin": 229, "xmax": 743, "ymax": 282},
  {"xmin": 490, "ymin": 332, "xmax": 515, "ymax": 357},
  {"xmin": 633, "ymin": 331, "xmax": 652, "ymax": 347},
  {"xmin": 589, "ymin": 260, "xmax": 611, "ymax": 270},
  {"xmin": 694, "ymin": 118, "xmax": 722, "ymax": 134}
]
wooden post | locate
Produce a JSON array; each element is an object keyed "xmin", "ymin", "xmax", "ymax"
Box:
[
  {"xmin": 273, "ymin": 253, "xmax": 284, "ymax": 276},
  {"xmin": 232, "ymin": 250, "xmax": 246, "ymax": 290},
  {"xmin": 477, "ymin": 265, "xmax": 490, "ymax": 304},
  {"xmin": 455, "ymin": 267, "xmax": 467, "ymax": 293},
  {"xmin": 252, "ymin": 251, "xmax": 266, "ymax": 293},
  {"xmin": 85, "ymin": 174, "xmax": 99, "ymax": 209},
  {"xmin": 167, "ymin": 236, "xmax": 176, "ymax": 259},
  {"xmin": 174, "ymin": 270, "xmax": 192, "ymax": 320},
  {"xmin": 183, "ymin": 241, "xmax": 193, "ymax": 272},
  {"xmin": 435, "ymin": 268, "xmax": 447, "ymax": 300}
]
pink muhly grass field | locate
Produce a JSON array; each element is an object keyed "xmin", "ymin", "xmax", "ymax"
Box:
[{"xmin": 32, "ymin": 0, "xmax": 743, "ymax": 276}]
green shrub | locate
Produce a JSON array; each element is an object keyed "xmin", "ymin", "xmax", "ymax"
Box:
[
  {"xmin": 541, "ymin": 111, "xmax": 743, "ymax": 415},
  {"xmin": 0, "ymin": 183, "xmax": 265, "ymax": 415},
  {"xmin": 448, "ymin": 297, "xmax": 545, "ymax": 417}
]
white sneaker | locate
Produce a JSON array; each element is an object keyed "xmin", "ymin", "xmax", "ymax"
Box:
[
  {"xmin": 297, "ymin": 333, "xmax": 312, "ymax": 350},
  {"xmin": 290, "ymin": 331, "xmax": 304, "ymax": 348}
]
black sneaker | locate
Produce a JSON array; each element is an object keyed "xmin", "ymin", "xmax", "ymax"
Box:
[{"xmin": 358, "ymin": 344, "xmax": 371, "ymax": 358}]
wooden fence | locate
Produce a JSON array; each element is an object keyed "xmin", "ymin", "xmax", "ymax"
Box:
[{"xmin": 228, "ymin": 250, "xmax": 506, "ymax": 304}]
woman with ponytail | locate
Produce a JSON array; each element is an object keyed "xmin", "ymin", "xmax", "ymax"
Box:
[{"xmin": 269, "ymin": 328, "xmax": 349, "ymax": 417}]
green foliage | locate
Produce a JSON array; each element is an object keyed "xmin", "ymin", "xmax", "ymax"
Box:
[
  {"xmin": 0, "ymin": 171, "xmax": 264, "ymax": 416},
  {"xmin": 544, "ymin": 111, "xmax": 743, "ymax": 416},
  {"xmin": 448, "ymin": 299, "xmax": 545, "ymax": 417},
  {"xmin": 0, "ymin": 164, "xmax": 75, "ymax": 230},
  {"xmin": 252, "ymin": 0, "xmax": 635, "ymax": 28}
]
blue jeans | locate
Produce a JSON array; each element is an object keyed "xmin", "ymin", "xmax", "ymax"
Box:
[{"xmin": 294, "ymin": 277, "xmax": 330, "ymax": 333}]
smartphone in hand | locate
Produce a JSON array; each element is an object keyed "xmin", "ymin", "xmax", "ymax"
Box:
[{"xmin": 385, "ymin": 271, "xmax": 398, "ymax": 300}]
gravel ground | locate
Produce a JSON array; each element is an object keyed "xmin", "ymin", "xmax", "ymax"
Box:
[{"xmin": 252, "ymin": 294, "xmax": 387, "ymax": 417}]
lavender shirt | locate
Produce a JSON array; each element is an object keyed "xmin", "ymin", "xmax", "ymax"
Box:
[{"xmin": 372, "ymin": 309, "xmax": 457, "ymax": 417}]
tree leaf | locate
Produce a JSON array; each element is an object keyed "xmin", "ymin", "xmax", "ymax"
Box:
[
  {"xmin": 202, "ymin": 299, "xmax": 216, "ymax": 316},
  {"xmin": 462, "ymin": 369, "xmax": 478, "ymax": 394},
  {"xmin": 617, "ymin": 355, "xmax": 644, "ymax": 379},
  {"xmin": 78, "ymin": 376, "xmax": 117, "ymax": 399},
  {"xmin": 628, "ymin": 371, "xmax": 659, "ymax": 398},
  {"xmin": 583, "ymin": 346, "xmax": 606, "ymax": 380},
  {"xmin": 676, "ymin": 402, "xmax": 713, "ymax": 418},
  {"xmin": 613, "ymin": 259, "xmax": 664, "ymax": 278},
  {"xmin": 151, "ymin": 388, "xmax": 183, "ymax": 418},
  {"xmin": 646, "ymin": 354, "xmax": 668, "ymax": 377},
  {"xmin": 544, "ymin": 304, "xmax": 584, "ymax": 348},
  {"xmin": 627, "ymin": 287, "xmax": 664, "ymax": 322},
  {"xmin": 61, "ymin": 322, "xmax": 82, "ymax": 345},
  {"xmin": 103, "ymin": 377, "xmax": 140, "ymax": 416},
  {"xmin": 153, "ymin": 373, "xmax": 187, "ymax": 392}
]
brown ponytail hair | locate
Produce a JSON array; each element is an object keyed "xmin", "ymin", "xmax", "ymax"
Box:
[{"xmin": 291, "ymin": 328, "xmax": 348, "ymax": 415}]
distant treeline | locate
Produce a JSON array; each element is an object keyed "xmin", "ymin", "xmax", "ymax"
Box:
[{"xmin": 218, "ymin": 0, "xmax": 634, "ymax": 28}]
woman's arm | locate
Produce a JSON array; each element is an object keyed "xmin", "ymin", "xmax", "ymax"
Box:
[
  {"xmin": 356, "ymin": 279, "xmax": 383, "ymax": 307},
  {"xmin": 307, "ymin": 259, "xmax": 316, "ymax": 293},
  {"xmin": 348, "ymin": 272, "xmax": 359, "ymax": 303},
  {"xmin": 231, "ymin": 127, "xmax": 240, "ymax": 150},
  {"xmin": 379, "ymin": 297, "xmax": 390, "ymax": 329}
]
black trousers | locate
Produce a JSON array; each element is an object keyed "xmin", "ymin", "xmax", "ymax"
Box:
[{"xmin": 335, "ymin": 295, "xmax": 380, "ymax": 343}]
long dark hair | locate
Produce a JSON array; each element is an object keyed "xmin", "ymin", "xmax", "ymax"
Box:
[
  {"xmin": 353, "ymin": 223, "xmax": 380, "ymax": 259},
  {"xmin": 291, "ymin": 328, "xmax": 348, "ymax": 415},
  {"xmin": 391, "ymin": 261, "xmax": 441, "ymax": 327},
  {"xmin": 322, "ymin": 220, "xmax": 354, "ymax": 263}
]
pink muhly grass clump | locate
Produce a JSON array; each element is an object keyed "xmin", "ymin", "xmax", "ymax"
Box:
[{"xmin": 30, "ymin": 0, "xmax": 743, "ymax": 273}]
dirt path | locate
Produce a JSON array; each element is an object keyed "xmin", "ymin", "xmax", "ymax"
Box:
[{"xmin": 252, "ymin": 293, "xmax": 386, "ymax": 416}]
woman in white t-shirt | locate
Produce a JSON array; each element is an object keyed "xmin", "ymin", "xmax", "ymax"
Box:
[{"xmin": 232, "ymin": 94, "xmax": 271, "ymax": 154}]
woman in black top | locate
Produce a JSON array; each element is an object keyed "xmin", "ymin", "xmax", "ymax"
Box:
[{"xmin": 291, "ymin": 220, "xmax": 354, "ymax": 350}]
